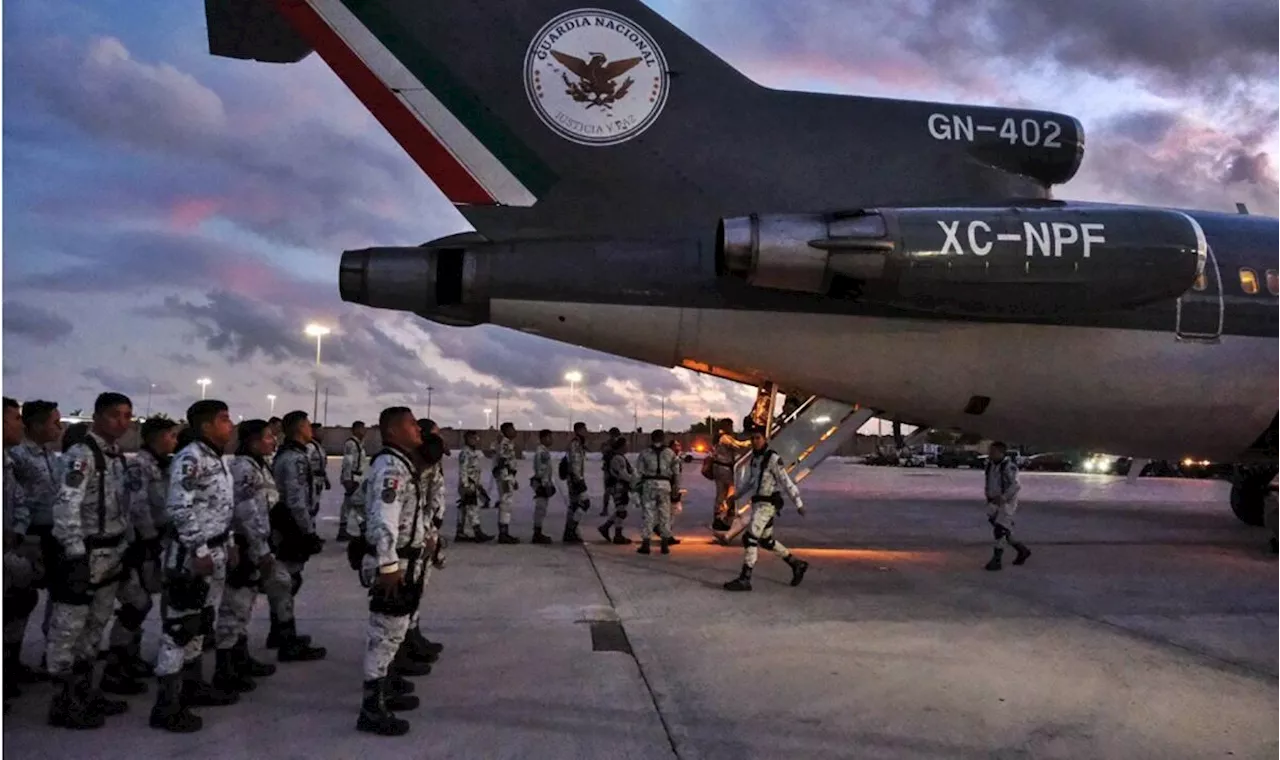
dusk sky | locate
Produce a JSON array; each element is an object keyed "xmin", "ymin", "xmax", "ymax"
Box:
[{"xmin": 3, "ymin": 1, "xmax": 1276, "ymax": 430}]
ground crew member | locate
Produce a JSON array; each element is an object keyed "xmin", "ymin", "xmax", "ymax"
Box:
[
  {"xmin": 600, "ymin": 426, "xmax": 621, "ymax": 516},
  {"xmin": 562, "ymin": 422, "xmax": 590, "ymax": 544},
  {"xmin": 100, "ymin": 416, "xmax": 179, "ymax": 695},
  {"xmin": 493, "ymin": 422, "xmax": 520, "ymax": 544},
  {"xmin": 357, "ymin": 406, "xmax": 428, "ymax": 736},
  {"xmin": 597, "ymin": 436, "xmax": 635, "ymax": 545},
  {"xmin": 3, "ymin": 397, "xmax": 40, "ymax": 709},
  {"xmin": 306, "ymin": 422, "xmax": 330, "ymax": 521},
  {"xmin": 337, "ymin": 421, "xmax": 368, "ymax": 542},
  {"xmin": 984, "ymin": 441, "xmax": 1030, "ymax": 571},
  {"xmin": 723, "ymin": 430, "xmax": 809, "ymax": 592},
  {"xmin": 268, "ymin": 411, "xmax": 325, "ymax": 652},
  {"xmin": 634, "ymin": 430, "xmax": 678, "ymax": 555},
  {"xmin": 6, "ymin": 399, "xmax": 61, "ymax": 685},
  {"xmin": 710, "ymin": 420, "xmax": 751, "ymax": 531},
  {"xmin": 46, "ymin": 392, "xmax": 134, "ymax": 729},
  {"xmin": 530, "ymin": 429, "xmax": 555, "ymax": 544},
  {"xmin": 455, "ymin": 432, "xmax": 492, "ymax": 542},
  {"xmin": 150, "ymin": 399, "xmax": 241, "ymax": 733}
]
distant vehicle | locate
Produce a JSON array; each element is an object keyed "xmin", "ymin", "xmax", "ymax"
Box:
[
  {"xmin": 864, "ymin": 451, "xmax": 899, "ymax": 467},
  {"xmin": 1176, "ymin": 458, "xmax": 1233, "ymax": 480},
  {"xmin": 936, "ymin": 449, "xmax": 984, "ymax": 469},
  {"xmin": 899, "ymin": 451, "xmax": 928, "ymax": 467},
  {"xmin": 1022, "ymin": 452, "xmax": 1076, "ymax": 472}
]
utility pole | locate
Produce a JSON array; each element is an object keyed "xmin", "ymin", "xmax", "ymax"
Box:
[
  {"xmin": 323, "ymin": 386, "xmax": 330, "ymax": 426},
  {"xmin": 495, "ymin": 388, "xmax": 501, "ymax": 426},
  {"xmin": 660, "ymin": 397, "xmax": 666, "ymax": 432},
  {"xmin": 426, "ymin": 386, "xmax": 434, "ymax": 420}
]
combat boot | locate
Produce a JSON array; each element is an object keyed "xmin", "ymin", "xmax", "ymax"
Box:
[
  {"xmin": 266, "ymin": 613, "xmax": 313, "ymax": 649},
  {"xmin": 403, "ymin": 629, "xmax": 440, "ymax": 664},
  {"xmin": 181, "ymin": 656, "xmax": 239, "ymax": 707},
  {"xmin": 497, "ymin": 525, "xmax": 521, "ymax": 544},
  {"xmin": 356, "ymin": 678, "xmax": 410, "ymax": 736},
  {"xmin": 388, "ymin": 673, "xmax": 415, "ymax": 696},
  {"xmin": 149, "ymin": 674, "xmax": 201, "ymax": 733},
  {"xmin": 48, "ymin": 670, "xmax": 104, "ymax": 730},
  {"xmin": 276, "ymin": 622, "xmax": 327, "ymax": 662},
  {"xmin": 6, "ymin": 642, "xmax": 43, "ymax": 684},
  {"xmin": 122, "ymin": 633, "xmax": 153, "ymax": 679},
  {"xmin": 660, "ymin": 536, "xmax": 672, "ymax": 554},
  {"xmin": 212, "ymin": 648, "xmax": 256, "ymax": 694},
  {"xmin": 723, "ymin": 565, "xmax": 753, "ymax": 592},
  {"xmin": 712, "ymin": 517, "xmax": 732, "ymax": 532},
  {"xmin": 391, "ymin": 644, "xmax": 432, "ymax": 677},
  {"xmin": 99, "ymin": 646, "xmax": 148, "ymax": 695},
  {"xmin": 655, "ymin": 527, "xmax": 681, "ymax": 545},
  {"xmin": 597, "ymin": 523, "xmax": 613, "ymax": 542},
  {"xmin": 531, "ymin": 529, "xmax": 553, "ymax": 544},
  {"xmin": 234, "ymin": 636, "xmax": 277, "ymax": 677},
  {"xmin": 79, "ymin": 660, "xmax": 128, "ymax": 718},
  {"xmin": 562, "ymin": 522, "xmax": 583, "ymax": 544},
  {"xmin": 472, "ymin": 528, "xmax": 495, "ymax": 543},
  {"xmin": 984, "ymin": 548, "xmax": 1004, "ymax": 571},
  {"xmin": 612, "ymin": 527, "xmax": 633, "ymax": 545},
  {"xmin": 1011, "ymin": 543, "xmax": 1032, "ymax": 566},
  {"xmin": 785, "ymin": 555, "xmax": 810, "ymax": 587},
  {"xmin": 636, "ymin": 539, "xmax": 651, "ymax": 555}
]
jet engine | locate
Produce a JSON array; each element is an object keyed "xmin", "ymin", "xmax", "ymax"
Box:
[{"xmin": 715, "ymin": 205, "xmax": 1206, "ymax": 317}]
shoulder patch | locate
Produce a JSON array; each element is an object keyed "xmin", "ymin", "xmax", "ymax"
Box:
[
  {"xmin": 125, "ymin": 465, "xmax": 144, "ymax": 493},
  {"xmin": 381, "ymin": 477, "xmax": 400, "ymax": 504},
  {"xmin": 64, "ymin": 457, "xmax": 87, "ymax": 489},
  {"xmin": 178, "ymin": 456, "xmax": 199, "ymax": 491}
]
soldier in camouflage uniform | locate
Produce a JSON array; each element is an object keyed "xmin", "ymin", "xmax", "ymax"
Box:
[
  {"xmin": 397, "ymin": 420, "xmax": 449, "ymax": 671},
  {"xmin": 983, "ymin": 441, "xmax": 1030, "ymax": 571},
  {"xmin": 597, "ymin": 436, "xmax": 635, "ymax": 545},
  {"xmin": 6, "ymin": 399, "xmax": 61, "ymax": 688},
  {"xmin": 562, "ymin": 422, "xmax": 590, "ymax": 544},
  {"xmin": 3, "ymin": 397, "xmax": 40, "ymax": 709},
  {"xmin": 357, "ymin": 406, "xmax": 428, "ymax": 736},
  {"xmin": 150, "ymin": 400, "xmax": 241, "ymax": 733},
  {"xmin": 493, "ymin": 422, "xmax": 521, "ymax": 544},
  {"xmin": 530, "ymin": 429, "xmax": 556, "ymax": 544},
  {"xmin": 307, "ymin": 422, "xmax": 331, "ymax": 522},
  {"xmin": 634, "ymin": 429, "xmax": 679, "ymax": 556},
  {"xmin": 600, "ymin": 426, "xmax": 622, "ymax": 516},
  {"xmin": 268, "ymin": 411, "xmax": 326, "ymax": 653},
  {"xmin": 336, "ymin": 421, "xmax": 367, "ymax": 542},
  {"xmin": 723, "ymin": 430, "xmax": 809, "ymax": 592},
  {"xmin": 455, "ymin": 431, "xmax": 492, "ymax": 542},
  {"xmin": 45, "ymin": 392, "xmax": 134, "ymax": 730},
  {"xmin": 99, "ymin": 417, "xmax": 179, "ymax": 695}
]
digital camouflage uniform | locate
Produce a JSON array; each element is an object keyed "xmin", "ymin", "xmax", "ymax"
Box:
[
  {"xmin": 339, "ymin": 436, "xmax": 367, "ymax": 540},
  {"xmin": 269, "ymin": 442, "xmax": 323, "ymax": 650},
  {"xmin": 597, "ymin": 448, "xmax": 635, "ymax": 544},
  {"xmin": 216, "ymin": 455, "xmax": 276, "ymax": 650},
  {"xmin": 531, "ymin": 444, "xmax": 555, "ymax": 540},
  {"xmin": 983, "ymin": 456, "xmax": 1029, "ymax": 570},
  {"xmin": 711, "ymin": 432, "xmax": 751, "ymax": 527},
  {"xmin": 562, "ymin": 435, "xmax": 589, "ymax": 542},
  {"xmin": 10, "ymin": 439, "xmax": 61, "ymax": 640},
  {"xmin": 493, "ymin": 437, "xmax": 519, "ymax": 542},
  {"xmin": 3, "ymin": 446, "xmax": 40, "ymax": 700},
  {"xmin": 45, "ymin": 431, "xmax": 130, "ymax": 727},
  {"xmin": 634, "ymin": 445, "xmax": 677, "ymax": 553},
  {"xmin": 455, "ymin": 446, "xmax": 487, "ymax": 540},
  {"xmin": 306, "ymin": 440, "xmax": 329, "ymax": 519},
  {"xmin": 724, "ymin": 447, "xmax": 809, "ymax": 591},
  {"xmin": 107, "ymin": 448, "xmax": 169, "ymax": 656}
]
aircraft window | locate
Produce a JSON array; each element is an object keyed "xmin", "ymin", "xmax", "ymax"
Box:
[
  {"xmin": 1192, "ymin": 272, "xmax": 1207, "ymax": 291},
  {"xmin": 1267, "ymin": 270, "xmax": 1278, "ymax": 296},
  {"xmin": 1239, "ymin": 268, "xmax": 1259, "ymax": 295}
]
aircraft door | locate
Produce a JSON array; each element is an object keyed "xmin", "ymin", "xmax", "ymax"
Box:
[{"xmin": 1174, "ymin": 244, "xmax": 1223, "ymax": 342}]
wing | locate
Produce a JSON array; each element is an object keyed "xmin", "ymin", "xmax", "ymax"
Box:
[
  {"xmin": 599, "ymin": 57, "xmax": 642, "ymax": 80},
  {"xmin": 550, "ymin": 50, "xmax": 592, "ymax": 79}
]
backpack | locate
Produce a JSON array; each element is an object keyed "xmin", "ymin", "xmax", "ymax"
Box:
[{"xmin": 558, "ymin": 455, "xmax": 570, "ymax": 481}]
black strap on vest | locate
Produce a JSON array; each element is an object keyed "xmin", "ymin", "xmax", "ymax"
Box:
[
  {"xmin": 370, "ymin": 446, "xmax": 425, "ymax": 556},
  {"xmin": 80, "ymin": 436, "xmax": 110, "ymax": 538}
]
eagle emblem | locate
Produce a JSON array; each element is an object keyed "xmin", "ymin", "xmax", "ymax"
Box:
[{"xmin": 549, "ymin": 50, "xmax": 641, "ymax": 110}]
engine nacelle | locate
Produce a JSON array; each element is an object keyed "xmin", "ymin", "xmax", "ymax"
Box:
[{"xmin": 717, "ymin": 205, "xmax": 1206, "ymax": 317}]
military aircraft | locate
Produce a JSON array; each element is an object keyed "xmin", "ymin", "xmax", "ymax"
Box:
[{"xmin": 205, "ymin": 0, "xmax": 1278, "ymax": 526}]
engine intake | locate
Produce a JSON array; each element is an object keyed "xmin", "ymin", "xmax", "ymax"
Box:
[{"xmin": 717, "ymin": 205, "xmax": 1206, "ymax": 317}]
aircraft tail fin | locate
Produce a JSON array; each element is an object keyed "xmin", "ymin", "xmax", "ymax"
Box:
[{"xmin": 208, "ymin": 0, "xmax": 1079, "ymax": 238}]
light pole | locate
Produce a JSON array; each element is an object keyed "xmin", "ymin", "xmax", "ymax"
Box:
[
  {"xmin": 267, "ymin": 394, "xmax": 277, "ymax": 415},
  {"xmin": 564, "ymin": 370, "xmax": 582, "ymax": 429},
  {"xmin": 426, "ymin": 385, "xmax": 434, "ymax": 420},
  {"xmin": 146, "ymin": 383, "xmax": 155, "ymax": 417},
  {"xmin": 655, "ymin": 394, "xmax": 666, "ymax": 432},
  {"xmin": 483, "ymin": 408, "xmax": 492, "ymax": 429},
  {"xmin": 305, "ymin": 323, "xmax": 331, "ymax": 420},
  {"xmin": 197, "ymin": 378, "xmax": 211, "ymax": 400}
]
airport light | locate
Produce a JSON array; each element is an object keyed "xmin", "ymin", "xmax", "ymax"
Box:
[
  {"xmin": 305, "ymin": 323, "xmax": 331, "ymax": 420},
  {"xmin": 564, "ymin": 371, "xmax": 583, "ymax": 428},
  {"xmin": 267, "ymin": 394, "xmax": 277, "ymax": 415},
  {"xmin": 197, "ymin": 378, "xmax": 212, "ymax": 399}
]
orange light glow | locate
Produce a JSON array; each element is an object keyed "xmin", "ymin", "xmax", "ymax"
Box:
[{"xmin": 693, "ymin": 442, "xmax": 708, "ymax": 453}]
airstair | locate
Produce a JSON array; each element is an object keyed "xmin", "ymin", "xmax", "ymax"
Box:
[{"xmin": 715, "ymin": 384, "xmax": 875, "ymax": 543}]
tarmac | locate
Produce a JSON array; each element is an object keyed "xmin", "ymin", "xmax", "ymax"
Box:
[{"xmin": 4, "ymin": 456, "xmax": 1277, "ymax": 759}]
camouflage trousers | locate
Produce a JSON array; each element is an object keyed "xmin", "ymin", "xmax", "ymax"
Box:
[
  {"xmin": 497, "ymin": 482, "xmax": 516, "ymax": 526},
  {"xmin": 3, "ymin": 546, "xmax": 40, "ymax": 646},
  {"xmin": 45, "ymin": 544, "xmax": 127, "ymax": 677},
  {"xmin": 155, "ymin": 547, "xmax": 227, "ymax": 678},
  {"xmin": 457, "ymin": 495, "xmax": 481, "ymax": 534},
  {"xmin": 640, "ymin": 486, "xmax": 674, "ymax": 541},
  {"xmin": 262, "ymin": 561, "xmax": 296, "ymax": 624},
  {"xmin": 364, "ymin": 611, "xmax": 411, "ymax": 680},
  {"xmin": 743, "ymin": 502, "xmax": 790, "ymax": 568},
  {"xmin": 533, "ymin": 496, "xmax": 549, "ymax": 530},
  {"xmin": 215, "ymin": 585, "xmax": 256, "ymax": 649},
  {"xmin": 107, "ymin": 557, "xmax": 161, "ymax": 649},
  {"xmin": 341, "ymin": 492, "xmax": 365, "ymax": 537}
]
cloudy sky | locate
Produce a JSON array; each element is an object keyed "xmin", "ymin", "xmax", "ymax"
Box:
[{"xmin": 3, "ymin": 0, "xmax": 1276, "ymax": 430}]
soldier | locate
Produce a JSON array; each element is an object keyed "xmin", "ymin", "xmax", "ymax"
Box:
[
  {"xmin": 402, "ymin": 418, "xmax": 446, "ymax": 664},
  {"xmin": 600, "ymin": 426, "xmax": 621, "ymax": 516},
  {"xmin": 493, "ymin": 422, "xmax": 521, "ymax": 544},
  {"xmin": 723, "ymin": 429, "xmax": 810, "ymax": 592},
  {"xmin": 265, "ymin": 417, "xmax": 283, "ymax": 467},
  {"xmin": 665, "ymin": 439, "xmax": 685, "ymax": 545},
  {"xmin": 455, "ymin": 431, "xmax": 492, "ymax": 543},
  {"xmin": 597, "ymin": 436, "xmax": 635, "ymax": 545},
  {"xmin": 7, "ymin": 399, "xmax": 62, "ymax": 682},
  {"xmin": 983, "ymin": 441, "xmax": 1030, "ymax": 571},
  {"xmin": 100, "ymin": 416, "xmax": 179, "ymax": 695},
  {"xmin": 45, "ymin": 392, "xmax": 134, "ymax": 729},
  {"xmin": 357, "ymin": 406, "xmax": 428, "ymax": 736},
  {"xmin": 268, "ymin": 411, "xmax": 326, "ymax": 652},
  {"xmin": 530, "ymin": 429, "xmax": 556, "ymax": 544},
  {"xmin": 634, "ymin": 430, "xmax": 679, "ymax": 555},
  {"xmin": 710, "ymin": 420, "xmax": 752, "ymax": 531},
  {"xmin": 562, "ymin": 422, "xmax": 591, "ymax": 544},
  {"xmin": 3, "ymin": 397, "xmax": 40, "ymax": 709},
  {"xmin": 307, "ymin": 422, "xmax": 331, "ymax": 522},
  {"xmin": 148, "ymin": 400, "xmax": 241, "ymax": 732},
  {"xmin": 337, "ymin": 421, "xmax": 368, "ymax": 542}
]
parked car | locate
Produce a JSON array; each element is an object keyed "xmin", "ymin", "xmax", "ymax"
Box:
[
  {"xmin": 935, "ymin": 449, "xmax": 984, "ymax": 469},
  {"xmin": 1022, "ymin": 452, "xmax": 1075, "ymax": 472}
]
